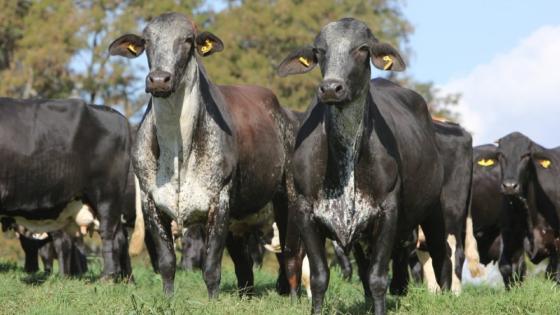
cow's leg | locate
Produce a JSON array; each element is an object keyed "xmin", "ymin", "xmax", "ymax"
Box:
[
  {"xmin": 421, "ymin": 207, "xmax": 452, "ymax": 292},
  {"xmin": 203, "ymin": 187, "xmax": 231, "ymax": 299},
  {"xmin": 145, "ymin": 198, "xmax": 176, "ymax": 294},
  {"xmin": 273, "ymin": 191, "xmax": 304, "ymax": 297},
  {"xmin": 353, "ymin": 242, "xmax": 371, "ymax": 298},
  {"xmin": 39, "ymin": 242, "xmax": 54, "ymax": 274},
  {"xmin": 226, "ymin": 232, "xmax": 254, "ymax": 296},
  {"xmin": 546, "ymin": 251, "xmax": 558, "ymax": 281},
  {"xmin": 389, "ymin": 244, "xmax": 411, "ymax": 295},
  {"xmin": 296, "ymin": 201, "xmax": 328, "ymax": 315},
  {"xmin": 52, "ymin": 231, "xmax": 72, "ymax": 276},
  {"xmin": 19, "ymin": 236, "xmax": 40, "ymax": 273},
  {"xmin": 409, "ymin": 250, "xmax": 423, "ymax": 283},
  {"xmin": 498, "ymin": 225, "xmax": 526, "ymax": 289},
  {"xmin": 332, "ymin": 241, "xmax": 352, "ymax": 281},
  {"xmin": 114, "ymin": 225, "xmax": 132, "ymax": 280},
  {"xmin": 449, "ymin": 233, "xmax": 464, "ymax": 294},
  {"xmin": 368, "ymin": 196, "xmax": 399, "ymax": 315},
  {"xmin": 144, "ymin": 230, "xmax": 160, "ymax": 273}
]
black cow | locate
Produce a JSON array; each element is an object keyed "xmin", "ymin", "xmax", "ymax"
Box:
[
  {"xmin": 0, "ymin": 98, "xmax": 140, "ymax": 279},
  {"xmin": 278, "ymin": 18, "xmax": 451, "ymax": 314},
  {"xmin": 495, "ymin": 132, "xmax": 559, "ymax": 288},
  {"xmin": 405, "ymin": 120, "xmax": 481, "ymax": 294},
  {"xmin": 471, "ymin": 144, "xmax": 503, "ymax": 264},
  {"xmin": 109, "ymin": 12, "xmax": 300, "ymax": 297}
]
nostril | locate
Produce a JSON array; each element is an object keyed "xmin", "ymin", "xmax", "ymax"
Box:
[
  {"xmin": 319, "ymin": 85, "xmax": 326, "ymax": 93},
  {"xmin": 163, "ymin": 76, "xmax": 170, "ymax": 83},
  {"xmin": 148, "ymin": 75, "xmax": 155, "ymax": 83},
  {"xmin": 335, "ymin": 85, "xmax": 343, "ymax": 93}
]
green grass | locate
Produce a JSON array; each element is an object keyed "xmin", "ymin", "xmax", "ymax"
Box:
[
  {"xmin": 1, "ymin": 231, "xmax": 560, "ymax": 315},
  {"xmin": 1, "ymin": 256, "xmax": 560, "ymax": 315}
]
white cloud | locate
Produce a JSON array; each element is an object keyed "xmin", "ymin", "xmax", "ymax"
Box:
[{"xmin": 440, "ymin": 25, "xmax": 560, "ymax": 147}]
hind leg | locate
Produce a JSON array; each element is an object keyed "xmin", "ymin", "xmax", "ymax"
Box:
[
  {"xmin": 421, "ymin": 208, "xmax": 452, "ymax": 292},
  {"xmin": 226, "ymin": 232, "xmax": 254, "ymax": 296},
  {"xmin": 273, "ymin": 191, "xmax": 305, "ymax": 297},
  {"xmin": 353, "ymin": 242, "xmax": 372, "ymax": 298}
]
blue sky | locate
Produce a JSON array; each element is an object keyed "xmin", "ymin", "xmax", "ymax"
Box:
[
  {"xmin": 402, "ymin": 0, "xmax": 560, "ymax": 85},
  {"xmin": 401, "ymin": 1, "xmax": 560, "ymax": 146}
]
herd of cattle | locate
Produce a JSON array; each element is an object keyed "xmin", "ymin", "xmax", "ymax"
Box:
[{"xmin": 1, "ymin": 13, "xmax": 559, "ymax": 315}]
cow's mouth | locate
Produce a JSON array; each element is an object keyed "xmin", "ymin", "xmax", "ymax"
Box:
[{"xmin": 151, "ymin": 90, "xmax": 173, "ymax": 98}]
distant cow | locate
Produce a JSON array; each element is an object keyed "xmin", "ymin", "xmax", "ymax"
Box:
[
  {"xmin": 278, "ymin": 18, "xmax": 451, "ymax": 314},
  {"xmin": 109, "ymin": 12, "xmax": 299, "ymax": 297},
  {"xmin": 495, "ymin": 132, "xmax": 560, "ymax": 287},
  {"xmin": 0, "ymin": 98, "xmax": 142, "ymax": 279}
]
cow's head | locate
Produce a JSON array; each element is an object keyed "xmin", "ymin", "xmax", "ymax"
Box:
[
  {"xmin": 180, "ymin": 224, "xmax": 205, "ymax": 270},
  {"xmin": 277, "ymin": 18, "xmax": 405, "ymax": 105},
  {"xmin": 497, "ymin": 132, "xmax": 533, "ymax": 196},
  {"xmin": 109, "ymin": 12, "xmax": 223, "ymax": 98}
]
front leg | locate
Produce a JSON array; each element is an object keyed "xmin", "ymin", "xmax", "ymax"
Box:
[
  {"xmin": 296, "ymin": 198, "xmax": 328, "ymax": 315},
  {"xmin": 204, "ymin": 186, "xmax": 231, "ymax": 299},
  {"xmin": 368, "ymin": 193, "xmax": 399, "ymax": 315},
  {"xmin": 145, "ymin": 198, "xmax": 176, "ymax": 295}
]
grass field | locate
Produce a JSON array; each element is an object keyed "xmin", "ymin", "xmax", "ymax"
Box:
[{"xmin": 1, "ymin": 232, "xmax": 560, "ymax": 315}]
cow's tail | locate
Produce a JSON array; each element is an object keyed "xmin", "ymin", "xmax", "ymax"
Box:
[
  {"xmin": 464, "ymin": 200, "xmax": 484, "ymax": 277},
  {"xmin": 129, "ymin": 175, "xmax": 145, "ymax": 256}
]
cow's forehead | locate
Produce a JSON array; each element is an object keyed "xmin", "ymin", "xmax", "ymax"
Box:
[
  {"xmin": 315, "ymin": 18, "xmax": 373, "ymax": 47},
  {"xmin": 499, "ymin": 132, "xmax": 532, "ymax": 153},
  {"xmin": 143, "ymin": 13, "xmax": 195, "ymax": 38}
]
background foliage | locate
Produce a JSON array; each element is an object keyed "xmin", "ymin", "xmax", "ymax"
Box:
[{"xmin": 0, "ymin": 0, "xmax": 459, "ymax": 119}]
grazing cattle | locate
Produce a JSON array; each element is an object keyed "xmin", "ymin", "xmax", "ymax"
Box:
[
  {"xmin": 496, "ymin": 132, "xmax": 559, "ymax": 288},
  {"xmin": 109, "ymin": 12, "xmax": 299, "ymax": 297},
  {"xmin": 405, "ymin": 120, "xmax": 481, "ymax": 294},
  {"xmin": 0, "ymin": 98, "xmax": 141, "ymax": 279},
  {"xmin": 278, "ymin": 18, "xmax": 451, "ymax": 314}
]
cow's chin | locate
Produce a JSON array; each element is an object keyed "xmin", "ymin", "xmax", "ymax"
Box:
[
  {"xmin": 150, "ymin": 90, "xmax": 174, "ymax": 98},
  {"xmin": 320, "ymin": 97, "xmax": 350, "ymax": 107}
]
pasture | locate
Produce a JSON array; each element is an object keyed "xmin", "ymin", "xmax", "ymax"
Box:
[{"xmin": 1, "ymin": 233, "xmax": 559, "ymax": 315}]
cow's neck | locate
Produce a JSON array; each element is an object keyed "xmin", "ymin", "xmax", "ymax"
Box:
[
  {"xmin": 152, "ymin": 58, "xmax": 201, "ymax": 167},
  {"xmin": 326, "ymin": 91, "xmax": 367, "ymax": 174}
]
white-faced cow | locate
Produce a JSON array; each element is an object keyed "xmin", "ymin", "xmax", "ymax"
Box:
[
  {"xmin": 278, "ymin": 18, "xmax": 452, "ymax": 314},
  {"xmin": 109, "ymin": 12, "xmax": 299, "ymax": 297},
  {"xmin": 0, "ymin": 99, "xmax": 141, "ymax": 279}
]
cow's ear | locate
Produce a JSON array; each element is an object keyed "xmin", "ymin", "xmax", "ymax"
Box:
[
  {"xmin": 109, "ymin": 34, "xmax": 145, "ymax": 58},
  {"xmin": 196, "ymin": 32, "xmax": 224, "ymax": 57},
  {"xmin": 370, "ymin": 42, "xmax": 406, "ymax": 72},
  {"xmin": 277, "ymin": 47, "xmax": 317, "ymax": 77}
]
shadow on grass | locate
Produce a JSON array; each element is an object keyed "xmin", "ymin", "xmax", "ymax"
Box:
[
  {"xmin": 220, "ymin": 280, "xmax": 279, "ymax": 298},
  {"xmin": 20, "ymin": 272, "xmax": 50, "ymax": 285},
  {"xmin": 0, "ymin": 261, "xmax": 18, "ymax": 273}
]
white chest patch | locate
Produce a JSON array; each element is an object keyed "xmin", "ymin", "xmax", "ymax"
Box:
[
  {"xmin": 151, "ymin": 62, "xmax": 227, "ymax": 223},
  {"xmin": 6, "ymin": 200, "xmax": 98, "ymax": 235}
]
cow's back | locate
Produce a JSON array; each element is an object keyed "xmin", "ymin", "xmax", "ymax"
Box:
[
  {"xmin": 370, "ymin": 79, "xmax": 443, "ymax": 226},
  {"xmin": 0, "ymin": 99, "xmax": 130, "ymax": 213}
]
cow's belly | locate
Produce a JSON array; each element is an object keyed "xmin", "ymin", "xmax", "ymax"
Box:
[{"xmin": 3, "ymin": 200, "xmax": 98, "ymax": 235}]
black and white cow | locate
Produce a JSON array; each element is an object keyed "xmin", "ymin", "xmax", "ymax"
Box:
[
  {"xmin": 109, "ymin": 12, "xmax": 300, "ymax": 297},
  {"xmin": 278, "ymin": 18, "xmax": 451, "ymax": 314},
  {"xmin": 0, "ymin": 98, "xmax": 141, "ymax": 279}
]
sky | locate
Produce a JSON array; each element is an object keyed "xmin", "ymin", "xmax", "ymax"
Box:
[{"xmin": 401, "ymin": 0, "xmax": 560, "ymax": 146}]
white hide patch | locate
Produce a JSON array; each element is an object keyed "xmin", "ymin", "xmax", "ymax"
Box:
[
  {"xmin": 151, "ymin": 60, "xmax": 227, "ymax": 224},
  {"xmin": 314, "ymin": 95, "xmax": 377, "ymax": 245},
  {"xmin": 447, "ymin": 234, "xmax": 461, "ymax": 294},
  {"xmin": 9, "ymin": 200, "xmax": 97, "ymax": 235},
  {"xmin": 417, "ymin": 249, "xmax": 440, "ymax": 293},
  {"xmin": 302, "ymin": 255, "xmax": 312, "ymax": 299}
]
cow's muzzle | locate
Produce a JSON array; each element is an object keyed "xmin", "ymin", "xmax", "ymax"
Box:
[
  {"xmin": 146, "ymin": 70, "xmax": 174, "ymax": 97},
  {"xmin": 318, "ymin": 79, "xmax": 349, "ymax": 104},
  {"xmin": 501, "ymin": 179, "xmax": 520, "ymax": 195}
]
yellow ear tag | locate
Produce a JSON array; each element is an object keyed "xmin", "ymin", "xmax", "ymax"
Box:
[
  {"xmin": 477, "ymin": 159, "xmax": 495, "ymax": 167},
  {"xmin": 127, "ymin": 44, "xmax": 138, "ymax": 55},
  {"xmin": 298, "ymin": 56, "xmax": 310, "ymax": 67},
  {"xmin": 539, "ymin": 159, "xmax": 551, "ymax": 169},
  {"xmin": 382, "ymin": 55, "xmax": 393, "ymax": 70},
  {"xmin": 200, "ymin": 39, "xmax": 213, "ymax": 55}
]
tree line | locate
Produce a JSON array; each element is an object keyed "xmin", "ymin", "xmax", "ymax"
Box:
[{"xmin": 0, "ymin": 0, "xmax": 459, "ymax": 119}]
